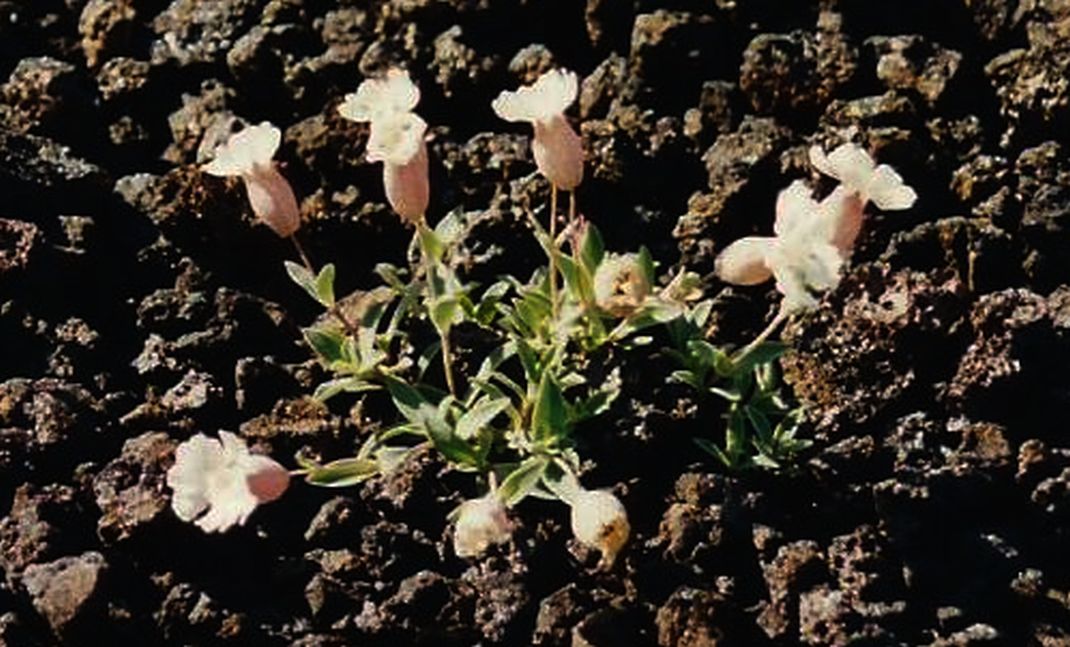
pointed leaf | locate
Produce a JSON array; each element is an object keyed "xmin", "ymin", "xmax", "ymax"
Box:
[
  {"xmin": 498, "ymin": 456, "xmax": 550, "ymax": 506},
  {"xmin": 532, "ymin": 372, "xmax": 568, "ymax": 443},
  {"xmin": 315, "ymin": 264, "xmax": 336, "ymax": 307},
  {"xmin": 456, "ymin": 397, "xmax": 510, "ymax": 440},
  {"xmin": 579, "ymin": 224, "xmax": 605, "ymax": 274},
  {"xmin": 305, "ymin": 457, "xmax": 379, "ymax": 487}
]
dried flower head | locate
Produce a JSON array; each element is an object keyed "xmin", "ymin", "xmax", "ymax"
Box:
[
  {"xmin": 452, "ymin": 493, "xmax": 513, "ymax": 558},
  {"xmin": 492, "ymin": 69, "xmax": 584, "ymax": 190},
  {"xmin": 715, "ymin": 181, "xmax": 859, "ymax": 311},
  {"xmin": 569, "ymin": 489, "xmax": 630, "ymax": 568},
  {"xmin": 166, "ymin": 431, "xmax": 289, "ymax": 533},
  {"xmin": 594, "ymin": 253, "xmax": 652, "ymax": 317},
  {"xmin": 339, "ymin": 69, "xmax": 430, "ymax": 223},
  {"xmin": 809, "ymin": 143, "xmax": 917, "ymax": 211},
  {"xmin": 203, "ymin": 122, "xmax": 301, "ymax": 238}
]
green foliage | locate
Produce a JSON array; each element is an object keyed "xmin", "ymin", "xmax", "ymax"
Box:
[{"xmin": 284, "ymin": 204, "xmax": 807, "ymax": 527}]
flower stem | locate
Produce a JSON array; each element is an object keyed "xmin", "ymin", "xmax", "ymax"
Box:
[
  {"xmin": 416, "ymin": 220, "xmax": 457, "ymax": 397},
  {"xmin": 549, "ymin": 184, "xmax": 559, "ymax": 320},
  {"xmin": 732, "ymin": 309, "xmax": 789, "ymax": 364},
  {"xmin": 290, "ymin": 234, "xmax": 363, "ymax": 341}
]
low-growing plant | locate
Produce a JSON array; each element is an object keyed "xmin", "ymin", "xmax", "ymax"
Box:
[{"xmin": 168, "ymin": 67, "xmax": 917, "ymax": 571}]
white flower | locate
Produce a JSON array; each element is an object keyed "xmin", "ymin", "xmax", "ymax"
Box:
[
  {"xmin": 569, "ymin": 489, "xmax": 630, "ymax": 568},
  {"xmin": 492, "ymin": 69, "xmax": 584, "ymax": 190},
  {"xmin": 338, "ymin": 68, "xmax": 420, "ymax": 123},
  {"xmin": 366, "ymin": 111, "xmax": 428, "ymax": 166},
  {"xmin": 339, "ymin": 69, "xmax": 430, "ymax": 223},
  {"xmin": 593, "ymin": 253, "xmax": 652, "ymax": 316},
  {"xmin": 166, "ymin": 431, "xmax": 290, "ymax": 533},
  {"xmin": 202, "ymin": 121, "xmax": 301, "ymax": 238},
  {"xmin": 452, "ymin": 493, "xmax": 513, "ymax": 558},
  {"xmin": 809, "ymin": 143, "xmax": 917, "ymax": 211},
  {"xmin": 715, "ymin": 181, "xmax": 861, "ymax": 311}
]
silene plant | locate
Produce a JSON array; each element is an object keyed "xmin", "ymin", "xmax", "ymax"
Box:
[{"xmin": 168, "ymin": 67, "xmax": 917, "ymax": 568}]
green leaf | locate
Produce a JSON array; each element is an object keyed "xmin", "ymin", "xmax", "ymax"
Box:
[
  {"xmin": 374, "ymin": 263, "xmax": 406, "ymax": 290},
  {"xmin": 285, "ymin": 261, "xmax": 324, "ymax": 306},
  {"xmin": 384, "ymin": 377, "xmax": 482, "ymax": 468},
  {"xmin": 315, "ymin": 264, "xmax": 336, "ymax": 307},
  {"xmin": 610, "ymin": 299, "xmax": 684, "ymax": 340},
  {"xmin": 313, "ymin": 376, "xmax": 379, "ymax": 401},
  {"xmin": 498, "ymin": 456, "xmax": 550, "ymax": 506},
  {"xmin": 375, "ymin": 446, "xmax": 411, "ymax": 474},
  {"xmin": 456, "ymin": 397, "xmax": 510, "ymax": 440},
  {"xmin": 515, "ymin": 338, "xmax": 541, "ymax": 384},
  {"xmin": 304, "ymin": 327, "xmax": 347, "ymax": 366},
  {"xmin": 430, "ymin": 296, "xmax": 461, "ymax": 333},
  {"xmin": 694, "ymin": 437, "xmax": 732, "ymax": 468},
  {"xmin": 637, "ymin": 246, "xmax": 656, "ymax": 286},
  {"xmin": 433, "ymin": 208, "xmax": 466, "ymax": 250},
  {"xmin": 558, "ymin": 254, "xmax": 595, "ymax": 305},
  {"xmin": 417, "ymin": 222, "xmax": 446, "ymax": 264},
  {"xmin": 305, "ymin": 457, "xmax": 379, "ymax": 487},
  {"xmin": 733, "ymin": 342, "xmax": 787, "ymax": 376},
  {"xmin": 475, "ymin": 280, "xmax": 511, "ymax": 324},
  {"xmin": 579, "ymin": 224, "xmax": 605, "ymax": 274},
  {"xmin": 532, "ymin": 371, "xmax": 568, "ymax": 444},
  {"xmin": 384, "ymin": 376, "xmax": 436, "ymax": 425},
  {"xmin": 745, "ymin": 405, "xmax": 773, "ymax": 444}
]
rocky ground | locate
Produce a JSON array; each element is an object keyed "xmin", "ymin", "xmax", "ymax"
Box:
[{"xmin": 3, "ymin": 0, "xmax": 1070, "ymax": 645}]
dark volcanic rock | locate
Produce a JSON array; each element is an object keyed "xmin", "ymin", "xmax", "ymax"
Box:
[
  {"xmin": 91, "ymin": 431, "xmax": 175, "ymax": 544},
  {"xmin": 782, "ymin": 267, "xmax": 968, "ymax": 436},
  {"xmin": 21, "ymin": 551, "xmax": 108, "ymax": 640},
  {"xmin": 867, "ymin": 35, "xmax": 963, "ymax": 105},
  {"xmin": 0, "ymin": 218, "xmax": 41, "ymax": 276},
  {"xmin": 985, "ymin": 15, "xmax": 1070, "ymax": 145},
  {"xmin": 945, "ymin": 288, "xmax": 1070, "ymax": 426},
  {"xmin": 151, "ymin": 0, "xmax": 260, "ymax": 67},
  {"xmin": 655, "ymin": 586, "xmax": 749, "ymax": 646},
  {"xmin": 739, "ymin": 12, "xmax": 857, "ymax": 117},
  {"xmin": 0, "ymin": 484, "xmax": 85, "ymax": 582}
]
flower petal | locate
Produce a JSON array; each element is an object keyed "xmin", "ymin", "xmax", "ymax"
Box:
[
  {"xmin": 715, "ymin": 237, "xmax": 775, "ymax": 286},
  {"xmin": 821, "ymin": 186, "xmax": 865, "ymax": 256},
  {"xmin": 492, "ymin": 69, "xmax": 578, "ymax": 124},
  {"xmin": 774, "ymin": 180, "xmax": 820, "ymax": 237},
  {"xmin": 203, "ymin": 122, "xmax": 280, "ymax": 176},
  {"xmin": 339, "ymin": 68, "xmax": 420, "ymax": 123},
  {"xmin": 810, "ymin": 143, "xmax": 876, "ymax": 192},
  {"xmin": 867, "ymin": 165, "xmax": 917, "ymax": 210},
  {"xmin": 366, "ymin": 112, "xmax": 427, "ymax": 165}
]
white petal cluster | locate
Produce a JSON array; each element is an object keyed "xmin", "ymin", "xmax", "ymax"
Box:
[
  {"xmin": 339, "ymin": 69, "xmax": 427, "ymax": 166},
  {"xmin": 716, "ymin": 144, "xmax": 916, "ymax": 311},
  {"xmin": 809, "ymin": 143, "xmax": 917, "ymax": 211},
  {"xmin": 569, "ymin": 489, "xmax": 630, "ymax": 568},
  {"xmin": 166, "ymin": 431, "xmax": 290, "ymax": 533},
  {"xmin": 452, "ymin": 493, "xmax": 513, "ymax": 558},
  {"xmin": 492, "ymin": 69, "xmax": 578, "ymax": 124},
  {"xmin": 203, "ymin": 122, "xmax": 281, "ymax": 177}
]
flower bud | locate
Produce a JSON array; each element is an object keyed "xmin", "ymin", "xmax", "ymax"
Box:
[
  {"xmin": 382, "ymin": 139, "xmax": 430, "ymax": 225},
  {"xmin": 453, "ymin": 494, "xmax": 513, "ymax": 558},
  {"xmin": 569, "ymin": 489, "xmax": 630, "ymax": 568},
  {"xmin": 593, "ymin": 253, "xmax": 652, "ymax": 317},
  {"xmin": 532, "ymin": 115, "xmax": 583, "ymax": 190}
]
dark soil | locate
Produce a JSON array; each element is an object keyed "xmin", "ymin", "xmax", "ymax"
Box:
[{"xmin": 3, "ymin": 0, "xmax": 1070, "ymax": 645}]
